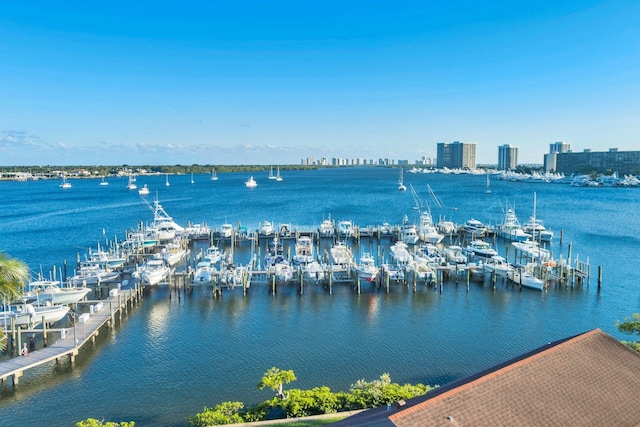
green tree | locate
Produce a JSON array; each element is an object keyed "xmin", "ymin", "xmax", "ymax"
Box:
[
  {"xmin": 257, "ymin": 367, "xmax": 297, "ymax": 399},
  {"xmin": 188, "ymin": 401, "xmax": 245, "ymax": 427},
  {"xmin": 75, "ymin": 419, "xmax": 135, "ymax": 427},
  {"xmin": 616, "ymin": 313, "xmax": 640, "ymax": 352},
  {"xmin": 0, "ymin": 252, "xmax": 29, "ymax": 351}
]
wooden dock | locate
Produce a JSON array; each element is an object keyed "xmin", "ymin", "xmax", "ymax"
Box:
[{"xmin": 0, "ymin": 285, "xmax": 142, "ymax": 387}]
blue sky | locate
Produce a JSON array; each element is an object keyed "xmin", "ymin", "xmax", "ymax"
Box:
[{"xmin": 1, "ymin": 1, "xmax": 638, "ymax": 166}]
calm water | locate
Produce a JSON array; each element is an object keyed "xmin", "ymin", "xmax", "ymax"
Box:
[{"xmin": 0, "ymin": 168, "xmax": 639, "ymax": 426}]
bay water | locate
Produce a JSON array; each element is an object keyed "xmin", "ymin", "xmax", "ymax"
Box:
[{"xmin": 0, "ymin": 168, "xmax": 638, "ymax": 426}]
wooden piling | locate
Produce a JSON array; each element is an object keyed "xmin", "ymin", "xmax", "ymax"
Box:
[
  {"xmin": 42, "ymin": 316, "xmax": 47, "ymax": 347},
  {"xmin": 597, "ymin": 266, "xmax": 602, "ymax": 290}
]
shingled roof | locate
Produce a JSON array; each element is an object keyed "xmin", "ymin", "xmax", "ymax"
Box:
[{"xmin": 333, "ymin": 329, "xmax": 640, "ymax": 427}]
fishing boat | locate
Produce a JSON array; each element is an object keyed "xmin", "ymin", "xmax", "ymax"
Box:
[
  {"xmin": 1, "ymin": 303, "xmax": 70, "ymax": 328},
  {"xmin": 483, "ymin": 255, "xmax": 511, "ymax": 277},
  {"xmin": 398, "ymin": 168, "xmax": 407, "ymax": 191},
  {"xmin": 219, "ymin": 223, "xmax": 234, "ymax": 238},
  {"xmin": 245, "ymin": 176, "xmax": 257, "ymax": 188},
  {"xmin": 508, "ymin": 265, "xmax": 545, "ymax": 291},
  {"xmin": 330, "ymin": 241, "xmax": 354, "ymax": 266},
  {"xmin": 68, "ymin": 265, "xmax": 121, "ymax": 286},
  {"xmin": 192, "ymin": 261, "xmax": 216, "ymax": 284},
  {"xmin": 390, "ymin": 241, "xmax": 412, "ymax": 265},
  {"xmin": 23, "ymin": 280, "xmax": 91, "ymax": 305},
  {"xmin": 318, "ymin": 217, "xmax": 335, "ymax": 238},
  {"xmin": 126, "ymin": 174, "xmax": 137, "ymax": 190},
  {"xmin": 522, "ymin": 192, "xmax": 554, "ymax": 242},
  {"xmin": 497, "ymin": 206, "xmax": 530, "ymax": 242},
  {"xmin": 59, "ymin": 174, "xmax": 72, "ymax": 189},
  {"xmin": 353, "ymin": 253, "xmax": 379, "ymax": 282},
  {"xmin": 400, "ymin": 215, "xmax": 419, "ymax": 245},
  {"xmin": 204, "ymin": 245, "xmax": 223, "ymax": 264},
  {"xmin": 337, "ymin": 220, "xmax": 355, "ymax": 239},
  {"xmin": 140, "ymin": 259, "xmax": 171, "ymax": 286},
  {"xmin": 292, "ymin": 236, "xmax": 314, "ymax": 265},
  {"xmin": 210, "ymin": 169, "xmax": 218, "ymax": 181},
  {"xmin": 138, "ymin": 184, "xmax": 150, "ymax": 195},
  {"xmin": 258, "ymin": 220, "xmax": 274, "ymax": 237}
]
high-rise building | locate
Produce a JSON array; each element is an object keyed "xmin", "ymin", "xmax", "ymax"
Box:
[
  {"xmin": 437, "ymin": 141, "xmax": 476, "ymax": 169},
  {"xmin": 549, "ymin": 141, "xmax": 571, "ymax": 153},
  {"xmin": 498, "ymin": 144, "xmax": 518, "ymax": 170}
]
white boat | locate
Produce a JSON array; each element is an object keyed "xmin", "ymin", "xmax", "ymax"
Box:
[
  {"xmin": 443, "ymin": 245, "xmax": 467, "ymax": 264},
  {"xmin": 390, "ymin": 241, "xmax": 412, "ymax": 265},
  {"xmin": 522, "ymin": 192, "xmax": 554, "ymax": 242},
  {"xmin": 59, "ymin": 175, "xmax": 72, "ymax": 188},
  {"xmin": 485, "ymin": 174, "xmax": 491, "ymax": 194},
  {"xmin": 508, "ymin": 265, "xmax": 545, "ymax": 291},
  {"xmin": 497, "ymin": 206, "xmax": 530, "ymax": 242},
  {"xmin": 190, "ymin": 172, "xmax": 194, "ymax": 184},
  {"xmin": 330, "ymin": 241, "xmax": 354, "ymax": 266},
  {"xmin": 511, "ymin": 240, "xmax": 551, "ymax": 261},
  {"xmin": 483, "ymin": 255, "xmax": 511, "ymax": 277},
  {"xmin": 275, "ymin": 167, "xmax": 283, "ymax": 182},
  {"xmin": 268, "ymin": 166, "xmax": 277, "ymax": 180},
  {"xmin": 99, "ymin": 176, "xmax": 109, "ymax": 186},
  {"xmin": 258, "ymin": 220, "xmax": 275, "ymax": 237},
  {"xmin": 140, "ymin": 259, "xmax": 171, "ymax": 286},
  {"xmin": 337, "ymin": 220, "xmax": 355, "ymax": 239},
  {"xmin": 407, "ymin": 259, "xmax": 435, "ymax": 282},
  {"xmin": 157, "ymin": 240, "xmax": 187, "ymax": 267},
  {"xmin": 418, "ymin": 211, "xmax": 444, "ymax": 244},
  {"xmin": 318, "ymin": 217, "xmax": 335, "ymax": 238},
  {"xmin": 1, "ymin": 303, "xmax": 70, "ymax": 328},
  {"xmin": 192, "ymin": 261, "xmax": 216, "ymax": 284},
  {"xmin": 204, "ymin": 245, "xmax": 223, "ymax": 264},
  {"xmin": 398, "ymin": 168, "xmax": 407, "ymax": 191},
  {"xmin": 382, "ymin": 263, "xmax": 405, "ymax": 281},
  {"xmin": 68, "ymin": 265, "xmax": 120, "ymax": 286},
  {"xmin": 146, "ymin": 198, "xmax": 184, "ymax": 241},
  {"xmin": 353, "ymin": 253, "xmax": 379, "ymax": 282},
  {"xmin": 219, "ymin": 223, "xmax": 234, "ymax": 238},
  {"xmin": 210, "ymin": 169, "xmax": 219, "ymax": 181},
  {"xmin": 292, "ymin": 236, "xmax": 314, "ymax": 265},
  {"xmin": 272, "ymin": 261, "xmax": 294, "ymax": 283},
  {"xmin": 126, "ymin": 174, "xmax": 137, "ymax": 190},
  {"xmin": 303, "ymin": 260, "xmax": 324, "ymax": 281},
  {"xmin": 23, "ymin": 280, "xmax": 91, "ymax": 305},
  {"xmin": 459, "ymin": 218, "xmax": 488, "ymax": 236},
  {"xmin": 165, "ymin": 173, "xmax": 170, "ymax": 187},
  {"xmin": 463, "ymin": 240, "xmax": 498, "ymax": 260},
  {"xmin": 138, "ymin": 184, "xmax": 150, "ymax": 195},
  {"xmin": 185, "ymin": 223, "xmax": 211, "ymax": 240},
  {"xmin": 245, "ymin": 176, "xmax": 257, "ymax": 188},
  {"xmin": 401, "ymin": 216, "xmax": 419, "ymax": 245}
]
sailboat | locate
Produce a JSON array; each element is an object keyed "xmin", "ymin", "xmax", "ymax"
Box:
[
  {"xmin": 268, "ymin": 166, "xmax": 277, "ymax": 180},
  {"xmin": 165, "ymin": 173, "xmax": 170, "ymax": 187},
  {"xmin": 99, "ymin": 176, "xmax": 109, "ymax": 186},
  {"xmin": 210, "ymin": 169, "xmax": 218, "ymax": 181},
  {"xmin": 190, "ymin": 172, "xmax": 194, "ymax": 184},
  {"xmin": 59, "ymin": 174, "xmax": 72, "ymax": 189},
  {"xmin": 398, "ymin": 168, "xmax": 407, "ymax": 191},
  {"xmin": 126, "ymin": 174, "xmax": 137, "ymax": 190},
  {"xmin": 275, "ymin": 166, "xmax": 283, "ymax": 182},
  {"xmin": 486, "ymin": 174, "xmax": 491, "ymax": 194}
]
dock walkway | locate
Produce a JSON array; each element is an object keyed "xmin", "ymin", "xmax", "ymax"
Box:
[{"xmin": 0, "ymin": 286, "xmax": 141, "ymax": 387}]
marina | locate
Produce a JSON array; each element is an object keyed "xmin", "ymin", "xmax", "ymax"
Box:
[{"xmin": 0, "ymin": 167, "xmax": 638, "ymax": 427}]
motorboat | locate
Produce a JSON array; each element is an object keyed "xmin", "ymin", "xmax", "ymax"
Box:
[
  {"xmin": 330, "ymin": 241, "xmax": 354, "ymax": 266},
  {"xmin": 245, "ymin": 176, "xmax": 257, "ymax": 188},
  {"xmin": 443, "ymin": 245, "xmax": 467, "ymax": 264},
  {"xmin": 219, "ymin": 223, "xmax": 234, "ymax": 238},
  {"xmin": 483, "ymin": 255, "xmax": 511, "ymax": 277},
  {"xmin": 508, "ymin": 265, "xmax": 545, "ymax": 291},
  {"xmin": 147, "ymin": 198, "xmax": 184, "ymax": 242},
  {"xmin": 157, "ymin": 240, "xmax": 187, "ymax": 267},
  {"xmin": 1, "ymin": 303, "xmax": 70, "ymax": 328},
  {"xmin": 382, "ymin": 263, "xmax": 405, "ymax": 281},
  {"xmin": 463, "ymin": 240, "xmax": 498, "ymax": 260},
  {"xmin": 258, "ymin": 220, "xmax": 274, "ymax": 237},
  {"xmin": 126, "ymin": 174, "xmax": 137, "ymax": 190},
  {"xmin": 337, "ymin": 220, "xmax": 355, "ymax": 239},
  {"xmin": 318, "ymin": 217, "xmax": 335, "ymax": 238},
  {"xmin": 302, "ymin": 260, "xmax": 324, "ymax": 282},
  {"xmin": 68, "ymin": 265, "xmax": 120, "ymax": 286},
  {"xmin": 407, "ymin": 260, "xmax": 435, "ymax": 282},
  {"xmin": 511, "ymin": 240, "xmax": 551, "ymax": 262},
  {"xmin": 459, "ymin": 218, "xmax": 488, "ymax": 236},
  {"xmin": 353, "ymin": 253, "xmax": 379, "ymax": 282},
  {"xmin": 138, "ymin": 184, "xmax": 150, "ymax": 195},
  {"xmin": 192, "ymin": 261, "xmax": 216, "ymax": 284},
  {"xmin": 418, "ymin": 211, "xmax": 444, "ymax": 245},
  {"xmin": 401, "ymin": 217, "xmax": 419, "ymax": 245},
  {"xmin": 23, "ymin": 280, "xmax": 91, "ymax": 305},
  {"xmin": 292, "ymin": 236, "xmax": 314, "ymax": 265},
  {"xmin": 390, "ymin": 241, "xmax": 412, "ymax": 265},
  {"xmin": 59, "ymin": 175, "xmax": 72, "ymax": 189},
  {"xmin": 140, "ymin": 259, "xmax": 171, "ymax": 286},
  {"xmin": 185, "ymin": 223, "xmax": 211, "ymax": 240},
  {"xmin": 497, "ymin": 207, "xmax": 530, "ymax": 242},
  {"xmin": 204, "ymin": 245, "xmax": 223, "ymax": 264}
]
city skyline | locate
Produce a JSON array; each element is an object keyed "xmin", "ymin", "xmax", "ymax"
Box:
[{"xmin": 1, "ymin": 2, "xmax": 639, "ymax": 166}]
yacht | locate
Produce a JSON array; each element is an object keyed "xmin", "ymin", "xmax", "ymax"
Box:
[
  {"xmin": 497, "ymin": 207, "xmax": 530, "ymax": 242},
  {"xmin": 330, "ymin": 241, "xmax": 354, "ymax": 266},
  {"xmin": 258, "ymin": 220, "xmax": 274, "ymax": 237},
  {"xmin": 337, "ymin": 220, "xmax": 355, "ymax": 239},
  {"xmin": 140, "ymin": 259, "xmax": 171, "ymax": 286},
  {"xmin": 1, "ymin": 303, "xmax": 70, "ymax": 328},
  {"xmin": 245, "ymin": 176, "xmax": 257, "ymax": 188},
  {"xmin": 463, "ymin": 240, "xmax": 498, "ymax": 260},
  {"xmin": 459, "ymin": 218, "xmax": 488, "ymax": 236},
  {"xmin": 138, "ymin": 184, "xmax": 150, "ymax": 195},
  {"xmin": 353, "ymin": 253, "xmax": 379, "ymax": 282},
  {"xmin": 483, "ymin": 255, "xmax": 511, "ymax": 277},
  {"xmin": 23, "ymin": 280, "xmax": 91, "ymax": 305},
  {"xmin": 389, "ymin": 241, "xmax": 412, "ymax": 265}
]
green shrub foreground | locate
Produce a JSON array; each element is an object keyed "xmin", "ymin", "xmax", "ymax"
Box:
[{"xmin": 188, "ymin": 370, "xmax": 435, "ymax": 426}]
